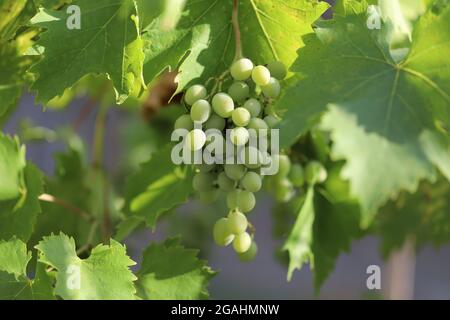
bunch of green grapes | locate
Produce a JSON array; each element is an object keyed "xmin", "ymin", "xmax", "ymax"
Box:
[
  {"xmin": 264, "ymin": 156, "xmax": 328, "ymax": 203},
  {"xmin": 173, "ymin": 58, "xmax": 287, "ymax": 261}
]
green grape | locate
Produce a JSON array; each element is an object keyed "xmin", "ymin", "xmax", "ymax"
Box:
[
  {"xmin": 224, "ymin": 164, "xmax": 246, "ymax": 181},
  {"xmin": 218, "ymin": 172, "xmax": 235, "ymax": 191},
  {"xmin": 273, "ymin": 154, "xmax": 291, "ymax": 177},
  {"xmin": 251, "ymin": 65, "xmax": 271, "ymax": 86},
  {"xmin": 289, "ymin": 164, "xmax": 305, "ymax": 187},
  {"xmin": 213, "ymin": 218, "xmax": 234, "ymax": 246},
  {"xmin": 264, "ymin": 115, "xmax": 280, "ymax": 128},
  {"xmin": 238, "ymin": 241, "xmax": 257, "ymax": 262},
  {"xmin": 261, "ymin": 78, "xmax": 281, "ymax": 98},
  {"xmin": 230, "ymin": 58, "xmax": 254, "ymax": 81},
  {"xmin": 228, "ymin": 81, "xmax": 249, "ymax": 102},
  {"xmin": 247, "ymin": 118, "xmax": 269, "ymax": 131},
  {"xmin": 233, "ymin": 232, "xmax": 252, "ymax": 253},
  {"xmin": 264, "ymin": 104, "xmax": 276, "ymax": 117},
  {"xmin": 174, "ymin": 114, "xmax": 194, "ymax": 131},
  {"xmin": 185, "ymin": 84, "xmax": 207, "ymax": 105},
  {"xmin": 195, "ymin": 163, "xmax": 215, "ymax": 173},
  {"xmin": 274, "ymin": 178, "xmax": 294, "ymax": 203},
  {"xmin": 227, "ymin": 189, "xmax": 255, "ymax": 213},
  {"xmin": 190, "ymin": 99, "xmax": 211, "ymax": 123},
  {"xmin": 204, "ymin": 113, "xmax": 226, "ymax": 130},
  {"xmin": 267, "ymin": 61, "xmax": 287, "ymax": 80},
  {"xmin": 199, "ymin": 188, "xmax": 219, "ymax": 204},
  {"xmin": 228, "ymin": 210, "xmax": 248, "ymax": 234},
  {"xmin": 305, "ymin": 161, "xmax": 328, "ymax": 185},
  {"xmin": 212, "ymin": 93, "xmax": 234, "ymax": 118},
  {"xmin": 243, "ymin": 98, "xmax": 262, "ymax": 118},
  {"xmin": 241, "ymin": 171, "xmax": 262, "ymax": 192},
  {"xmin": 185, "ymin": 129, "xmax": 206, "ymax": 151},
  {"xmin": 232, "ymin": 107, "xmax": 251, "ymax": 127},
  {"xmin": 230, "ymin": 127, "xmax": 249, "ymax": 146},
  {"xmin": 238, "ymin": 146, "xmax": 263, "ymax": 169},
  {"xmin": 192, "ymin": 172, "xmax": 215, "ymax": 192}
]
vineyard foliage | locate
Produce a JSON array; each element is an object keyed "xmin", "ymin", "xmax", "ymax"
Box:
[{"xmin": 0, "ymin": 0, "xmax": 449, "ymax": 299}]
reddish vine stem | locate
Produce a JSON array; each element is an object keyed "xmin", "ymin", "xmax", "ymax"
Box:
[
  {"xmin": 38, "ymin": 193, "xmax": 94, "ymax": 222},
  {"xmin": 232, "ymin": 0, "xmax": 243, "ymax": 61}
]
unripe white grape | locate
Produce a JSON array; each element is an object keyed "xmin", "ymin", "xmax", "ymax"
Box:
[
  {"xmin": 238, "ymin": 241, "xmax": 257, "ymax": 262},
  {"xmin": 218, "ymin": 172, "xmax": 235, "ymax": 191},
  {"xmin": 212, "ymin": 93, "xmax": 234, "ymax": 118},
  {"xmin": 261, "ymin": 77, "xmax": 281, "ymax": 98},
  {"xmin": 274, "ymin": 177, "xmax": 294, "ymax": 203},
  {"xmin": 264, "ymin": 115, "xmax": 280, "ymax": 128},
  {"xmin": 190, "ymin": 99, "xmax": 211, "ymax": 123},
  {"xmin": 230, "ymin": 127, "xmax": 249, "ymax": 146},
  {"xmin": 289, "ymin": 164, "xmax": 305, "ymax": 187},
  {"xmin": 195, "ymin": 163, "xmax": 215, "ymax": 173},
  {"xmin": 252, "ymin": 65, "xmax": 271, "ymax": 86},
  {"xmin": 174, "ymin": 114, "xmax": 194, "ymax": 131},
  {"xmin": 192, "ymin": 172, "xmax": 215, "ymax": 192},
  {"xmin": 213, "ymin": 218, "xmax": 234, "ymax": 246},
  {"xmin": 185, "ymin": 129, "xmax": 206, "ymax": 151},
  {"xmin": 233, "ymin": 232, "xmax": 252, "ymax": 253},
  {"xmin": 241, "ymin": 171, "xmax": 262, "ymax": 192},
  {"xmin": 267, "ymin": 61, "xmax": 287, "ymax": 80},
  {"xmin": 228, "ymin": 210, "xmax": 248, "ymax": 234},
  {"xmin": 305, "ymin": 161, "xmax": 328, "ymax": 185},
  {"xmin": 232, "ymin": 107, "xmax": 251, "ymax": 127},
  {"xmin": 227, "ymin": 189, "xmax": 255, "ymax": 212},
  {"xmin": 273, "ymin": 154, "xmax": 291, "ymax": 177},
  {"xmin": 228, "ymin": 81, "xmax": 249, "ymax": 102},
  {"xmin": 185, "ymin": 84, "xmax": 207, "ymax": 105},
  {"xmin": 243, "ymin": 98, "xmax": 262, "ymax": 118},
  {"xmin": 224, "ymin": 164, "xmax": 246, "ymax": 181},
  {"xmin": 247, "ymin": 118, "xmax": 269, "ymax": 131},
  {"xmin": 230, "ymin": 58, "xmax": 254, "ymax": 81},
  {"xmin": 204, "ymin": 113, "xmax": 226, "ymax": 131}
]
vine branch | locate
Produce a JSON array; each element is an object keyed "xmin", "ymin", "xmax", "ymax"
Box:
[
  {"xmin": 38, "ymin": 193, "xmax": 94, "ymax": 222},
  {"xmin": 232, "ymin": 0, "xmax": 242, "ymax": 61}
]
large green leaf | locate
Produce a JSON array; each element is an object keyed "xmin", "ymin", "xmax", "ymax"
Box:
[
  {"xmin": 124, "ymin": 144, "xmax": 194, "ymax": 229},
  {"xmin": 0, "ymin": 134, "xmax": 26, "ymax": 201},
  {"xmin": 136, "ymin": 238, "xmax": 215, "ymax": 300},
  {"xmin": 277, "ymin": 1, "xmax": 450, "ymax": 225},
  {"xmin": 377, "ymin": 177, "xmax": 450, "ymax": 257},
  {"xmin": 283, "ymin": 164, "xmax": 362, "ymax": 291},
  {"xmin": 36, "ymin": 233, "xmax": 137, "ymax": 300},
  {"xmin": 140, "ymin": 0, "xmax": 329, "ymax": 93},
  {"xmin": 29, "ymin": 0, "xmax": 143, "ymax": 104},
  {"xmin": 0, "ymin": 237, "xmax": 54, "ymax": 300},
  {"xmin": 0, "ymin": 164, "xmax": 44, "ymax": 242}
]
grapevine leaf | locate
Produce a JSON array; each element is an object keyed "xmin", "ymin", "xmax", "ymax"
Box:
[
  {"xmin": 124, "ymin": 144, "xmax": 194, "ymax": 229},
  {"xmin": 136, "ymin": 237, "xmax": 216, "ymax": 300},
  {"xmin": 0, "ymin": 134, "xmax": 26, "ymax": 201},
  {"xmin": 29, "ymin": 0, "xmax": 144, "ymax": 104},
  {"xmin": 277, "ymin": 2, "xmax": 450, "ymax": 225},
  {"xmin": 377, "ymin": 178, "xmax": 450, "ymax": 257},
  {"xmin": 35, "ymin": 233, "xmax": 137, "ymax": 300},
  {"xmin": 284, "ymin": 165, "xmax": 362, "ymax": 291},
  {"xmin": 0, "ymin": 0, "xmax": 36, "ymax": 40},
  {"xmin": 0, "ymin": 40, "xmax": 36, "ymax": 122},
  {"xmin": 0, "ymin": 164, "xmax": 44, "ymax": 242},
  {"xmin": 29, "ymin": 148, "xmax": 100, "ymax": 248},
  {"xmin": 139, "ymin": 0, "xmax": 329, "ymax": 94},
  {"xmin": 0, "ymin": 238, "xmax": 55, "ymax": 300},
  {"xmin": 283, "ymin": 187, "xmax": 315, "ymax": 281}
]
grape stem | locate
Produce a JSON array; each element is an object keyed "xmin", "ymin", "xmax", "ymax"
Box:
[
  {"xmin": 232, "ymin": 0, "xmax": 243, "ymax": 61},
  {"xmin": 38, "ymin": 193, "xmax": 94, "ymax": 222}
]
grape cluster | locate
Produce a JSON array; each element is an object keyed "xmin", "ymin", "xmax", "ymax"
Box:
[
  {"xmin": 174, "ymin": 58, "xmax": 287, "ymax": 261},
  {"xmin": 265, "ymin": 157, "xmax": 328, "ymax": 203}
]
